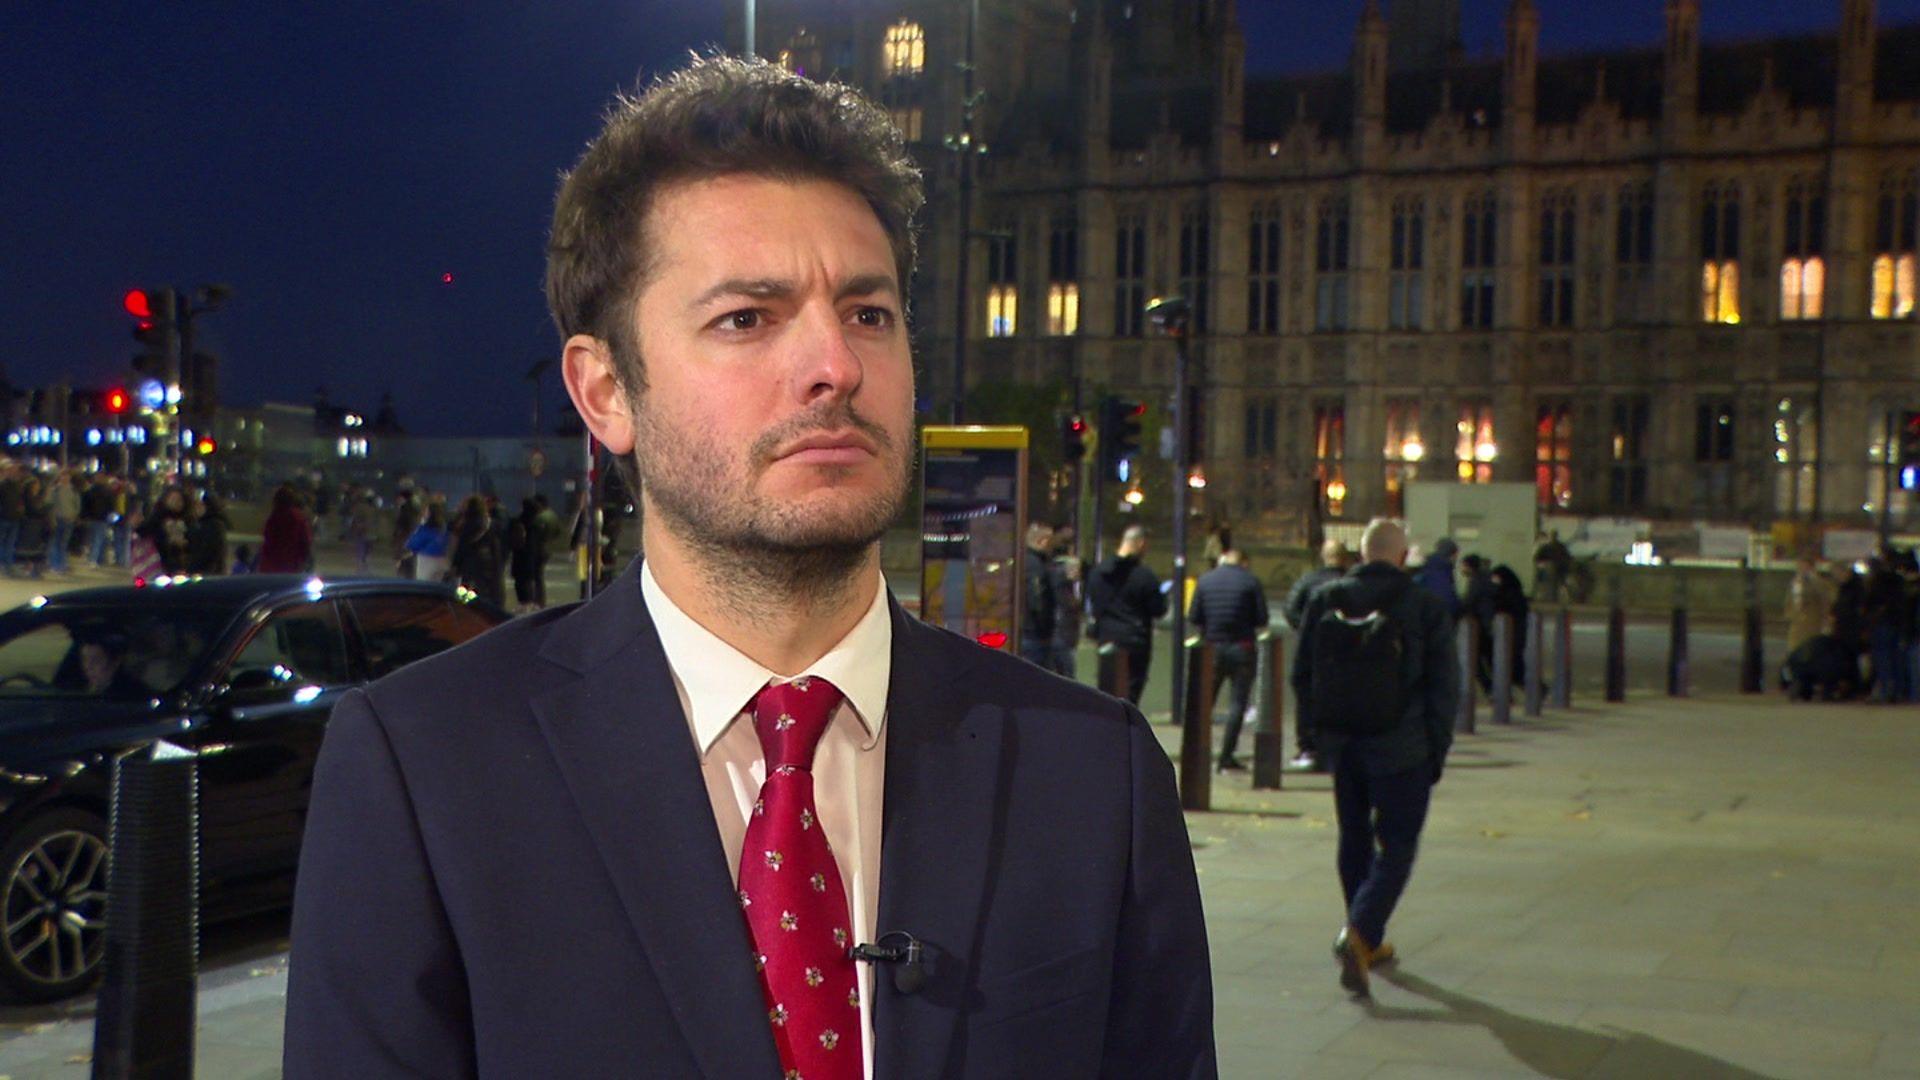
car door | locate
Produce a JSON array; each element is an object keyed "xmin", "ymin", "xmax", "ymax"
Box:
[{"xmin": 187, "ymin": 599, "xmax": 353, "ymax": 887}]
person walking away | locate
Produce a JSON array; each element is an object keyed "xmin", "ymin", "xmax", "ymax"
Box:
[
  {"xmin": 1188, "ymin": 549, "xmax": 1270, "ymax": 772},
  {"xmin": 1018, "ymin": 521, "xmax": 1058, "ymax": 669},
  {"xmin": 1283, "ymin": 539, "xmax": 1354, "ymax": 770},
  {"xmin": 510, "ymin": 498, "xmax": 540, "ymax": 612},
  {"xmin": 187, "ymin": 494, "xmax": 232, "ymax": 575},
  {"xmin": 48, "ymin": 471, "xmax": 80, "ymax": 575},
  {"xmin": 80, "ymin": 474, "xmax": 113, "ymax": 567},
  {"xmin": 449, "ymin": 495, "xmax": 505, "ymax": 607},
  {"xmin": 1290, "ymin": 518, "xmax": 1456, "ymax": 998},
  {"xmin": 1413, "ymin": 537, "xmax": 1461, "ymax": 621},
  {"xmin": 1786, "ymin": 555, "xmax": 1836, "ymax": 655},
  {"xmin": 390, "ymin": 489, "xmax": 422, "ymax": 578},
  {"xmin": 1089, "ymin": 524, "xmax": 1168, "ymax": 706},
  {"xmin": 1863, "ymin": 553, "xmax": 1908, "ymax": 702},
  {"xmin": 406, "ymin": 502, "xmax": 452, "ymax": 582},
  {"xmin": 257, "ymin": 485, "xmax": 315, "ymax": 573},
  {"xmin": 346, "ymin": 493, "xmax": 375, "ymax": 573},
  {"xmin": 1049, "ymin": 525, "xmax": 1085, "ymax": 678},
  {"xmin": 1460, "ymin": 554, "xmax": 1498, "ymax": 692},
  {"xmin": 1532, "ymin": 530, "xmax": 1572, "ymax": 603},
  {"xmin": 0, "ymin": 464, "xmax": 24, "ymax": 576},
  {"xmin": 13, "ymin": 477, "xmax": 52, "ymax": 579}
]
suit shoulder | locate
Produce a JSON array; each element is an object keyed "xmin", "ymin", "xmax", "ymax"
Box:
[{"xmin": 364, "ymin": 604, "xmax": 574, "ymax": 709}]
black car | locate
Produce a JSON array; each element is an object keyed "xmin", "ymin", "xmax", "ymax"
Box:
[{"xmin": 0, "ymin": 574, "xmax": 508, "ymax": 1002}]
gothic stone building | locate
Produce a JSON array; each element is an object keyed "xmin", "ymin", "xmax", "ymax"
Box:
[{"xmin": 737, "ymin": 0, "xmax": 1920, "ymax": 533}]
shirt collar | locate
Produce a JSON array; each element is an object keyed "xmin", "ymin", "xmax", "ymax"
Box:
[{"xmin": 641, "ymin": 559, "xmax": 892, "ymax": 756}]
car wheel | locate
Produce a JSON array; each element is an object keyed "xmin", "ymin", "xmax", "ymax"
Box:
[{"xmin": 0, "ymin": 808, "xmax": 110, "ymax": 1003}]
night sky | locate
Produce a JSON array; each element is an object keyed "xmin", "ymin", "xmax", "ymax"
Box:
[{"xmin": 5, "ymin": 1, "xmax": 1917, "ymax": 436}]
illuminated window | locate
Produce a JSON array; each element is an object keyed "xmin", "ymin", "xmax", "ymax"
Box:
[
  {"xmin": 1114, "ymin": 212, "xmax": 1146, "ymax": 336},
  {"xmin": 883, "ymin": 21, "xmax": 925, "ymax": 76},
  {"xmin": 1178, "ymin": 204, "xmax": 1210, "ymax": 334},
  {"xmin": 888, "ymin": 107, "xmax": 922, "ymax": 141},
  {"xmin": 1609, "ymin": 396, "xmax": 1650, "ymax": 510},
  {"xmin": 1538, "ymin": 190, "xmax": 1576, "ymax": 328},
  {"xmin": 1383, "ymin": 399, "xmax": 1423, "ymax": 515},
  {"xmin": 1314, "ymin": 198, "xmax": 1350, "ymax": 331},
  {"xmin": 1389, "ymin": 197, "xmax": 1425, "ymax": 330},
  {"xmin": 1460, "ymin": 191, "xmax": 1497, "ymax": 329},
  {"xmin": 1247, "ymin": 201, "xmax": 1282, "ymax": 334},
  {"xmin": 1866, "ymin": 408, "xmax": 1916, "ymax": 521},
  {"xmin": 1700, "ymin": 183, "xmax": 1741, "ymax": 324},
  {"xmin": 1046, "ymin": 284, "xmax": 1078, "ymax": 336},
  {"xmin": 985, "ymin": 233, "xmax": 1017, "ymax": 337},
  {"xmin": 1455, "ymin": 401, "xmax": 1496, "ymax": 483},
  {"xmin": 1046, "ymin": 218, "xmax": 1078, "ymax": 336},
  {"xmin": 1774, "ymin": 397, "xmax": 1817, "ymax": 516},
  {"xmin": 1780, "ymin": 181, "xmax": 1826, "ymax": 320},
  {"xmin": 1534, "ymin": 402, "xmax": 1573, "ymax": 509},
  {"xmin": 1313, "ymin": 401, "xmax": 1347, "ymax": 516},
  {"xmin": 1615, "ymin": 182, "xmax": 1656, "ymax": 324},
  {"xmin": 1872, "ymin": 172, "xmax": 1918, "ymax": 319}
]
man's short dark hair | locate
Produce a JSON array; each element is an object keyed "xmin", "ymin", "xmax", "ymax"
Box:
[{"xmin": 545, "ymin": 53, "xmax": 925, "ymax": 396}]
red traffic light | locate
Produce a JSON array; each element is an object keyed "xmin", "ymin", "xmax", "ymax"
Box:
[
  {"xmin": 195, "ymin": 436, "xmax": 217, "ymax": 455},
  {"xmin": 105, "ymin": 388, "xmax": 130, "ymax": 414},
  {"xmin": 975, "ymin": 631, "xmax": 1009, "ymax": 650},
  {"xmin": 123, "ymin": 289, "xmax": 152, "ymax": 320}
]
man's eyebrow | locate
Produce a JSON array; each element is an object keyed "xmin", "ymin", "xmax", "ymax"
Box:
[{"xmin": 687, "ymin": 273, "xmax": 899, "ymax": 312}]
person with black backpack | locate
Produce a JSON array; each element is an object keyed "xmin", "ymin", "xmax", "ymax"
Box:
[{"xmin": 1290, "ymin": 518, "xmax": 1457, "ymax": 999}]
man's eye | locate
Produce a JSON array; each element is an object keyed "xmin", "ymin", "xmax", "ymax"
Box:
[
  {"xmin": 719, "ymin": 310, "xmax": 762, "ymax": 331},
  {"xmin": 854, "ymin": 307, "xmax": 895, "ymax": 328}
]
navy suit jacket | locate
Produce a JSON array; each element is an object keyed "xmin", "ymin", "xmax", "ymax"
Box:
[{"xmin": 284, "ymin": 562, "xmax": 1215, "ymax": 1078}]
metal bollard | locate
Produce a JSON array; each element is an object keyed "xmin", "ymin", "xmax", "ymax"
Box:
[
  {"xmin": 1740, "ymin": 565, "xmax": 1765, "ymax": 694},
  {"xmin": 1096, "ymin": 643, "xmax": 1131, "ymax": 703},
  {"xmin": 1668, "ymin": 572, "xmax": 1690, "ymax": 698},
  {"xmin": 1552, "ymin": 607, "xmax": 1574, "ymax": 708},
  {"xmin": 1179, "ymin": 641, "xmax": 1215, "ymax": 812},
  {"xmin": 1455, "ymin": 616, "xmax": 1479, "ymax": 734},
  {"xmin": 93, "ymin": 743, "xmax": 199, "ymax": 1080},
  {"xmin": 1251, "ymin": 634, "xmax": 1284, "ymax": 790},
  {"xmin": 1605, "ymin": 572, "xmax": 1628, "ymax": 703},
  {"xmin": 1491, "ymin": 613, "xmax": 1514, "ymax": 725},
  {"xmin": 1523, "ymin": 610, "xmax": 1545, "ymax": 717}
]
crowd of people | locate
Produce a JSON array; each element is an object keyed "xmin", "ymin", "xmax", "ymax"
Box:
[{"xmin": 1783, "ymin": 548, "xmax": 1920, "ymax": 702}]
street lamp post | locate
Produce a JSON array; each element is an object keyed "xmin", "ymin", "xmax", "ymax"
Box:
[
  {"xmin": 1148, "ymin": 295, "xmax": 1194, "ymax": 740},
  {"xmin": 944, "ymin": 0, "xmax": 982, "ymax": 423}
]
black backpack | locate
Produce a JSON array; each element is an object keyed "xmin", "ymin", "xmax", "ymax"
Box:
[{"xmin": 1309, "ymin": 577, "xmax": 1414, "ymax": 736}]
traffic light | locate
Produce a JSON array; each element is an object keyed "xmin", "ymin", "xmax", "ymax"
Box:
[
  {"xmin": 105, "ymin": 387, "xmax": 130, "ymax": 415},
  {"xmin": 126, "ymin": 287, "xmax": 176, "ymax": 380},
  {"xmin": 1099, "ymin": 396, "xmax": 1145, "ymax": 481},
  {"xmin": 1061, "ymin": 414, "xmax": 1087, "ymax": 462},
  {"xmin": 195, "ymin": 436, "xmax": 217, "ymax": 456}
]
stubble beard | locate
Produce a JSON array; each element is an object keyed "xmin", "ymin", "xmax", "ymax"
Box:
[{"xmin": 633, "ymin": 396, "xmax": 912, "ymax": 619}]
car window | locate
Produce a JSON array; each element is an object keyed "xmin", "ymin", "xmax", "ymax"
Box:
[
  {"xmin": 225, "ymin": 601, "xmax": 352, "ymax": 693},
  {"xmin": 350, "ymin": 595, "xmax": 497, "ymax": 680},
  {"xmin": 0, "ymin": 606, "xmax": 228, "ymax": 700}
]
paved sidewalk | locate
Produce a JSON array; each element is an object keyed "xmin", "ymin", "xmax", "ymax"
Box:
[{"xmin": 2, "ymin": 611, "xmax": 1916, "ymax": 1074}]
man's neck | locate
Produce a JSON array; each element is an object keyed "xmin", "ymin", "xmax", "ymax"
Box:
[{"xmin": 642, "ymin": 518, "xmax": 881, "ymax": 677}]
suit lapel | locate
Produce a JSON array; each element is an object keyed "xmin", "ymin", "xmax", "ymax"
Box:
[
  {"xmin": 529, "ymin": 566, "xmax": 781, "ymax": 1078},
  {"xmin": 873, "ymin": 603, "xmax": 1005, "ymax": 1077}
]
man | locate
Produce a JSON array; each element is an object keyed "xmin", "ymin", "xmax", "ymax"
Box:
[
  {"xmin": 1019, "ymin": 520, "xmax": 1059, "ymax": 670},
  {"xmin": 285, "ymin": 56, "xmax": 1213, "ymax": 1079},
  {"xmin": 1413, "ymin": 536, "xmax": 1461, "ymax": 620},
  {"xmin": 0, "ymin": 463, "xmax": 23, "ymax": 576},
  {"xmin": 1089, "ymin": 524, "xmax": 1168, "ymax": 706},
  {"xmin": 1282, "ymin": 538, "xmax": 1353, "ymax": 770},
  {"xmin": 1187, "ymin": 549, "xmax": 1270, "ymax": 772},
  {"xmin": 1290, "ymin": 519, "xmax": 1455, "ymax": 998}
]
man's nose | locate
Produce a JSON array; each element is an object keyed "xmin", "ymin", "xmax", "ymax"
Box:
[{"xmin": 788, "ymin": 304, "xmax": 864, "ymax": 405}]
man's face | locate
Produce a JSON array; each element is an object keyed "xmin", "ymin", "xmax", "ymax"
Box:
[
  {"xmin": 80, "ymin": 643, "xmax": 116, "ymax": 692},
  {"xmin": 624, "ymin": 175, "xmax": 914, "ymax": 556}
]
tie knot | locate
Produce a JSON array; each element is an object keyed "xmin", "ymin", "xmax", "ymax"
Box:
[{"xmin": 750, "ymin": 676, "xmax": 844, "ymax": 772}]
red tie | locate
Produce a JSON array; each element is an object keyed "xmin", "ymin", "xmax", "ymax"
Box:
[{"xmin": 737, "ymin": 676, "xmax": 862, "ymax": 1080}]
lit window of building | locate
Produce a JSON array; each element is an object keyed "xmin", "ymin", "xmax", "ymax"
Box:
[
  {"xmin": 1178, "ymin": 204, "xmax": 1210, "ymax": 334},
  {"xmin": 1314, "ymin": 197, "xmax": 1351, "ymax": 331},
  {"xmin": 1534, "ymin": 402, "xmax": 1573, "ymax": 508},
  {"xmin": 883, "ymin": 21, "xmax": 925, "ymax": 76},
  {"xmin": 1247, "ymin": 201, "xmax": 1282, "ymax": 334},
  {"xmin": 888, "ymin": 107, "xmax": 922, "ymax": 141},
  {"xmin": 1872, "ymin": 171, "xmax": 1917, "ymax": 319},
  {"xmin": 1383, "ymin": 399, "xmax": 1423, "ymax": 515},
  {"xmin": 1455, "ymin": 401, "xmax": 1496, "ymax": 483},
  {"xmin": 1538, "ymin": 190, "xmax": 1576, "ymax": 328},
  {"xmin": 1313, "ymin": 401, "xmax": 1347, "ymax": 516},
  {"xmin": 1615, "ymin": 183, "xmax": 1656, "ymax": 324},
  {"xmin": 1460, "ymin": 191, "xmax": 1497, "ymax": 330},
  {"xmin": 985, "ymin": 232, "xmax": 1017, "ymax": 337},
  {"xmin": 1773, "ymin": 397, "xmax": 1817, "ymax": 517},
  {"xmin": 1780, "ymin": 180, "xmax": 1826, "ymax": 320},
  {"xmin": 1389, "ymin": 197, "xmax": 1424, "ymax": 330},
  {"xmin": 1866, "ymin": 408, "xmax": 1916, "ymax": 521},
  {"xmin": 1609, "ymin": 396, "xmax": 1650, "ymax": 511},
  {"xmin": 1045, "ymin": 217, "xmax": 1078, "ymax": 336},
  {"xmin": 1700, "ymin": 183, "xmax": 1741, "ymax": 324},
  {"xmin": 1114, "ymin": 212, "xmax": 1146, "ymax": 337}
]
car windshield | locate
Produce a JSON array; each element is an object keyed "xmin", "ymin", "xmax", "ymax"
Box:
[{"xmin": 0, "ymin": 605, "xmax": 232, "ymax": 701}]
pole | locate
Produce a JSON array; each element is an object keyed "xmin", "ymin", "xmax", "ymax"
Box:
[
  {"xmin": 1522, "ymin": 609, "xmax": 1544, "ymax": 717},
  {"xmin": 1605, "ymin": 571, "xmax": 1628, "ymax": 702},
  {"xmin": 1667, "ymin": 571, "xmax": 1690, "ymax": 698},
  {"xmin": 743, "ymin": 0, "xmax": 755, "ymax": 56},
  {"xmin": 1168, "ymin": 325, "xmax": 1192, "ymax": 736},
  {"xmin": 1740, "ymin": 562, "xmax": 1765, "ymax": 693},
  {"xmin": 1882, "ymin": 409, "xmax": 1896, "ymax": 546},
  {"xmin": 1552, "ymin": 607, "xmax": 1573, "ymax": 708},
  {"xmin": 1178, "ymin": 642, "xmax": 1213, "ymax": 811},
  {"xmin": 1251, "ymin": 633, "xmax": 1284, "ymax": 789},
  {"xmin": 1491, "ymin": 613, "xmax": 1514, "ymax": 725},
  {"xmin": 1455, "ymin": 616, "xmax": 1478, "ymax": 734},
  {"xmin": 948, "ymin": 0, "xmax": 979, "ymax": 424}
]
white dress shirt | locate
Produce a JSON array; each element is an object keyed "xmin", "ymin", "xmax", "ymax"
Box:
[{"xmin": 641, "ymin": 561, "xmax": 889, "ymax": 1080}]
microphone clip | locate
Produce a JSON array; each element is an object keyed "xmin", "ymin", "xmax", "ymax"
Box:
[{"xmin": 849, "ymin": 930, "xmax": 927, "ymax": 994}]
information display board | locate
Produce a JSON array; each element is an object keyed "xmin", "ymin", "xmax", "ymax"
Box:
[{"xmin": 918, "ymin": 426, "xmax": 1028, "ymax": 651}]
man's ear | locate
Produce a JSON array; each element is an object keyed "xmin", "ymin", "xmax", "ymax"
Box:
[{"xmin": 560, "ymin": 334, "xmax": 636, "ymax": 455}]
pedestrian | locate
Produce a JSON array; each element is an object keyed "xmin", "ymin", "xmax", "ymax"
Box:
[
  {"xmin": 48, "ymin": 470, "xmax": 80, "ymax": 575},
  {"xmin": 1413, "ymin": 537, "xmax": 1461, "ymax": 620},
  {"xmin": 1018, "ymin": 521, "xmax": 1059, "ymax": 669},
  {"xmin": 13, "ymin": 475, "xmax": 51, "ymax": 579},
  {"xmin": 136, "ymin": 485, "xmax": 191, "ymax": 575},
  {"xmin": 111, "ymin": 478, "xmax": 135, "ymax": 568},
  {"xmin": 1864, "ymin": 551, "xmax": 1910, "ymax": 702},
  {"xmin": 256, "ymin": 484, "xmax": 314, "ymax": 573},
  {"xmin": 1488, "ymin": 564, "xmax": 1530, "ymax": 690},
  {"xmin": 531, "ymin": 493, "xmax": 561, "ymax": 608},
  {"xmin": 285, "ymin": 55, "xmax": 1213, "ymax": 1078},
  {"xmin": 1089, "ymin": 523, "xmax": 1170, "ymax": 706},
  {"xmin": 0, "ymin": 463, "xmax": 24, "ymax": 576},
  {"xmin": 346, "ymin": 492, "xmax": 375, "ymax": 573},
  {"xmin": 509, "ymin": 497, "xmax": 541, "ymax": 612},
  {"xmin": 1786, "ymin": 554, "xmax": 1836, "ymax": 655},
  {"xmin": 1049, "ymin": 524, "xmax": 1085, "ymax": 678},
  {"xmin": 231, "ymin": 543, "xmax": 255, "ymax": 575},
  {"xmin": 404, "ymin": 502, "xmax": 452, "ymax": 582},
  {"xmin": 1188, "ymin": 549, "xmax": 1270, "ymax": 772},
  {"xmin": 80, "ymin": 474, "xmax": 114, "ymax": 567},
  {"xmin": 449, "ymin": 494, "xmax": 505, "ymax": 607},
  {"xmin": 186, "ymin": 494, "xmax": 232, "ymax": 575},
  {"xmin": 1532, "ymin": 529, "xmax": 1572, "ymax": 603},
  {"xmin": 1202, "ymin": 518, "xmax": 1233, "ymax": 569},
  {"xmin": 390, "ymin": 488, "xmax": 422, "ymax": 578},
  {"xmin": 1290, "ymin": 518, "xmax": 1456, "ymax": 998},
  {"xmin": 1283, "ymin": 538, "xmax": 1355, "ymax": 770},
  {"xmin": 1460, "ymin": 554, "xmax": 1498, "ymax": 691}
]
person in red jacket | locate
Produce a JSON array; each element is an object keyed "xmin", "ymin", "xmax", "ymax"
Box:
[{"xmin": 256, "ymin": 484, "xmax": 313, "ymax": 573}]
